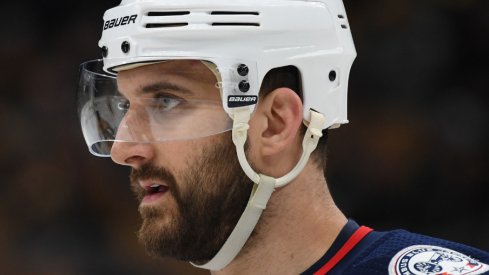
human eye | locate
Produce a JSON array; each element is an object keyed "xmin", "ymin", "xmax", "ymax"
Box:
[{"xmin": 152, "ymin": 93, "xmax": 183, "ymax": 112}]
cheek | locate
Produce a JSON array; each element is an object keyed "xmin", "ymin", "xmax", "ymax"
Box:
[
  {"xmin": 151, "ymin": 139, "xmax": 212, "ymax": 190},
  {"xmin": 154, "ymin": 131, "xmax": 232, "ymax": 166},
  {"xmin": 152, "ymin": 141, "xmax": 193, "ymax": 170}
]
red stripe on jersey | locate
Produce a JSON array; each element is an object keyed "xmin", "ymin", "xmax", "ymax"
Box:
[{"xmin": 313, "ymin": 226, "xmax": 373, "ymax": 275}]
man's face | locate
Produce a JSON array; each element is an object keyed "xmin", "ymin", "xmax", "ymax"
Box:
[{"xmin": 111, "ymin": 61, "xmax": 253, "ymax": 262}]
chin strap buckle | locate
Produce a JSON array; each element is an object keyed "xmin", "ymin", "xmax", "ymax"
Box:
[
  {"xmin": 231, "ymin": 107, "xmax": 251, "ymax": 140},
  {"xmin": 249, "ymin": 175, "xmax": 276, "ymax": 210}
]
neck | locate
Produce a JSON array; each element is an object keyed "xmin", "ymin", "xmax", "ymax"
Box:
[{"xmin": 211, "ymin": 163, "xmax": 347, "ymax": 275}]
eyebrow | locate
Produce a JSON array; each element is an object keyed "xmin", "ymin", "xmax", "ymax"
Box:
[{"xmin": 140, "ymin": 81, "xmax": 192, "ymax": 96}]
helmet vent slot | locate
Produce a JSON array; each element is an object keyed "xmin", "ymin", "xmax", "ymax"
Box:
[
  {"xmin": 212, "ymin": 23, "xmax": 260, "ymax": 27},
  {"xmin": 211, "ymin": 11, "xmax": 259, "ymax": 16},
  {"xmin": 143, "ymin": 10, "xmax": 260, "ymax": 28},
  {"xmin": 145, "ymin": 23, "xmax": 189, "ymax": 28},
  {"xmin": 147, "ymin": 11, "xmax": 190, "ymax": 16},
  {"xmin": 210, "ymin": 11, "xmax": 260, "ymax": 27}
]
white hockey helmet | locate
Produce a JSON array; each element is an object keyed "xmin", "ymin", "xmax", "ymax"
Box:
[{"xmin": 78, "ymin": 0, "xmax": 355, "ymax": 156}]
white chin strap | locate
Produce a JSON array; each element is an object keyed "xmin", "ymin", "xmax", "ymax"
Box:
[{"xmin": 191, "ymin": 107, "xmax": 325, "ymax": 271}]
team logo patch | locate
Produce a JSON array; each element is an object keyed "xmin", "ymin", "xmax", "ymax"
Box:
[{"xmin": 388, "ymin": 245, "xmax": 489, "ymax": 275}]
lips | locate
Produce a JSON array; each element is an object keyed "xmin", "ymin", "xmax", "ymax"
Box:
[{"xmin": 139, "ymin": 180, "xmax": 169, "ymax": 203}]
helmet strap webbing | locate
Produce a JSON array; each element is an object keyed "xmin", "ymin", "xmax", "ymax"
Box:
[{"xmin": 191, "ymin": 107, "xmax": 324, "ymax": 271}]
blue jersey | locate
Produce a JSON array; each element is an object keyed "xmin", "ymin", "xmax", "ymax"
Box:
[{"xmin": 302, "ymin": 220, "xmax": 489, "ymax": 275}]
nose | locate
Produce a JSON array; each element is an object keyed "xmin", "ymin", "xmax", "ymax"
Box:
[
  {"xmin": 110, "ymin": 106, "xmax": 155, "ymax": 169},
  {"xmin": 110, "ymin": 141, "xmax": 155, "ymax": 169},
  {"xmin": 110, "ymin": 113, "xmax": 155, "ymax": 168}
]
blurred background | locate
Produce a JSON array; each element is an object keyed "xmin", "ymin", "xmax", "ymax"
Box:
[{"xmin": 0, "ymin": 0, "xmax": 488, "ymax": 274}]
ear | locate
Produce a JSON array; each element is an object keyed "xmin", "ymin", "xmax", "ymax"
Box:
[{"xmin": 250, "ymin": 88, "xmax": 303, "ymax": 159}]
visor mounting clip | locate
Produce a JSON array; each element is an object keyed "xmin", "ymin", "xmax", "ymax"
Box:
[
  {"xmin": 239, "ymin": 81, "xmax": 250, "ymax": 93},
  {"xmin": 237, "ymin": 64, "xmax": 249, "ymax": 76}
]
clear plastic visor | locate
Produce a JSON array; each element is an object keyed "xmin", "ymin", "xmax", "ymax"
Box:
[{"xmin": 77, "ymin": 59, "xmax": 232, "ymax": 157}]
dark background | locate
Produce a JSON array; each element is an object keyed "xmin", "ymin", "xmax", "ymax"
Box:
[{"xmin": 0, "ymin": 0, "xmax": 488, "ymax": 274}]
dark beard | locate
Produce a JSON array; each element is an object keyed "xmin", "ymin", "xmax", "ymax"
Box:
[{"xmin": 129, "ymin": 134, "xmax": 253, "ymax": 262}]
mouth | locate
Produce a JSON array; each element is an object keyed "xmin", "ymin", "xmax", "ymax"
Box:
[{"xmin": 140, "ymin": 181, "xmax": 169, "ymax": 204}]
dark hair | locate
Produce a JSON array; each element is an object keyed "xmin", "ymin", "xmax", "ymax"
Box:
[{"xmin": 259, "ymin": 66, "xmax": 329, "ymax": 169}]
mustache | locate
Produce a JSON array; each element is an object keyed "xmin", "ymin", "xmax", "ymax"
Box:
[{"xmin": 129, "ymin": 163, "xmax": 178, "ymax": 201}]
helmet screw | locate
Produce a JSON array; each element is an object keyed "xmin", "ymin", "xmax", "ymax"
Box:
[
  {"xmin": 101, "ymin": 46, "xmax": 108, "ymax": 58},
  {"xmin": 329, "ymin": 70, "xmax": 337, "ymax": 82},
  {"xmin": 121, "ymin": 41, "xmax": 130, "ymax": 53},
  {"xmin": 239, "ymin": 80, "xmax": 250, "ymax": 92},
  {"xmin": 237, "ymin": 64, "xmax": 249, "ymax": 76}
]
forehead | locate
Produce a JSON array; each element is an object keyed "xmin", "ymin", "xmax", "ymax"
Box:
[{"xmin": 116, "ymin": 60, "xmax": 219, "ymax": 97}]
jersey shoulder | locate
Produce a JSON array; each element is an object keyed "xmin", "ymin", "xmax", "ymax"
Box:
[{"xmin": 346, "ymin": 229, "xmax": 489, "ymax": 275}]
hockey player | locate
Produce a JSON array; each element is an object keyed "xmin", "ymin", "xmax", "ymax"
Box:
[{"xmin": 76, "ymin": 0, "xmax": 489, "ymax": 274}]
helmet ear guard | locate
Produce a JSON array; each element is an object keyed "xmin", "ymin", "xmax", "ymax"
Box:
[{"xmin": 82, "ymin": 0, "xmax": 356, "ymax": 270}]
